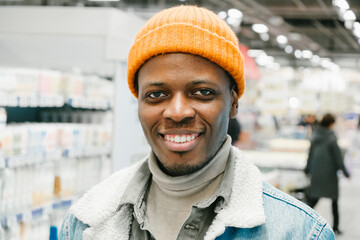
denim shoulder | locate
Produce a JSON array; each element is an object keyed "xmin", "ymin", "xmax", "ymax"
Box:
[
  {"xmin": 218, "ymin": 183, "xmax": 335, "ymax": 239},
  {"xmin": 59, "ymin": 213, "xmax": 89, "ymax": 240},
  {"xmin": 262, "ymin": 182, "xmax": 335, "ymax": 240}
]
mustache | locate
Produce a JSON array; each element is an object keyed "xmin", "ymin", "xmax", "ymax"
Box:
[{"xmin": 163, "ymin": 118, "xmax": 198, "ymax": 130}]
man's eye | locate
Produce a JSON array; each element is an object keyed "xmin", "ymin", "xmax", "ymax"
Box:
[
  {"xmin": 194, "ymin": 89, "xmax": 214, "ymax": 96},
  {"xmin": 148, "ymin": 92, "xmax": 166, "ymax": 99}
]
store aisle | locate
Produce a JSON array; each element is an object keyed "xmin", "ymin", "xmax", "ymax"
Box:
[{"xmin": 314, "ymin": 167, "xmax": 360, "ymax": 239}]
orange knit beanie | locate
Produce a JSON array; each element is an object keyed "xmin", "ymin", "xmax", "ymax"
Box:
[{"xmin": 127, "ymin": 5, "xmax": 245, "ymax": 99}]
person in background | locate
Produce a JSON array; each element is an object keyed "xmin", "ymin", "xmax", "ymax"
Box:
[
  {"xmin": 305, "ymin": 113, "xmax": 350, "ymax": 235},
  {"xmin": 60, "ymin": 5, "xmax": 334, "ymax": 240},
  {"xmin": 227, "ymin": 118, "xmax": 241, "ymax": 145},
  {"xmin": 298, "ymin": 114, "xmax": 318, "ymax": 139},
  {"xmin": 307, "ymin": 114, "xmax": 319, "ymax": 134}
]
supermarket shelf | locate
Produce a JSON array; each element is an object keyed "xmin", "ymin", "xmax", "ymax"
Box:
[
  {"xmin": 3, "ymin": 149, "xmax": 62, "ymax": 168},
  {"xmin": 0, "ymin": 96, "xmax": 112, "ymax": 110},
  {"xmin": 62, "ymin": 146, "xmax": 112, "ymax": 159},
  {"xmin": 0, "ymin": 96, "xmax": 64, "ymax": 108},
  {"xmin": 0, "ymin": 199, "xmax": 74, "ymax": 229},
  {"xmin": 1, "ymin": 147, "xmax": 112, "ymax": 169},
  {"xmin": 66, "ymin": 97, "xmax": 112, "ymax": 110}
]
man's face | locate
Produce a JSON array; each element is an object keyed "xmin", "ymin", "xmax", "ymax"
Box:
[{"xmin": 137, "ymin": 53, "xmax": 238, "ymax": 176}]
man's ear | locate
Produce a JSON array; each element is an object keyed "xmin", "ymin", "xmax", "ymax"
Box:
[{"xmin": 229, "ymin": 89, "xmax": 238, "ymax": 119}]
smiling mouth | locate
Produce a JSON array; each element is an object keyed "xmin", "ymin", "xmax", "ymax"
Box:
[
  {"xmin": 162, "ymin": 133, "xmax": 200, "ymax": 143},
  {"xmin": 159, "ymin": 133, "xmax": 202, "ymax": 152}
]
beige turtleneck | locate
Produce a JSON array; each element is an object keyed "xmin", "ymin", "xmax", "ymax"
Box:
[{"xmin": 144, "ymin": 137, "xmax": 231, "ymax": 240}]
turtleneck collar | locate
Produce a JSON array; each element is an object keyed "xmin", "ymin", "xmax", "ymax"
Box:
[{"xmin": 148, "ymin": 136, "xmax": 231, "ymax": 192}]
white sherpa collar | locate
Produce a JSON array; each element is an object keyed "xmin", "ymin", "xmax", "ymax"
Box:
[
  {"xmin": 69, "ymin": 147, "xmax": 265, "ymax": 240},
  {"xmin": 204, "ymin": 147, "xmax": 266, "ymax": 240},
  {"xmin": 69, "ymin": 159, "xmax": 146, "ymax": 227}
]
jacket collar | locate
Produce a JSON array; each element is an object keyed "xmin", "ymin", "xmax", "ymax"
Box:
[
  {"xmin": 69, "ymin": 147, "xmax": 265, "ymax": 240},
  {"xmin": 204, "ymin": 147, "xmax": 265, "ymax": 239}
]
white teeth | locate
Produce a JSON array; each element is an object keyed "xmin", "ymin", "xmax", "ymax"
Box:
[{"xmin": 164, "ymin": 134, "xmax": 197, "ymax": 143}]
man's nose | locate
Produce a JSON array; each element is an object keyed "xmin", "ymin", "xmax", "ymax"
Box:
[{"xmin": 163, "ymin": 93, "xmax": 195, "ymax": 122}]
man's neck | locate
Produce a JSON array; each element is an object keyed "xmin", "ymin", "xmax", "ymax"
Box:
[{"xmin": 144, "ymin": 136, "xmax": 232, "ymax": 239}]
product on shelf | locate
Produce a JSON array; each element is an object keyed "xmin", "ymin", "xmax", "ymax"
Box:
[
  {"xmin": 0, "ymin": 122, "xmax": 113, "ymax": 239},
  {"xmin": 0, "ymin": 67, "xmax": 114, "ymax": 109},
  {"xmin": 1, "ymin": 65, "xmax": 115, "ymax": 239}
]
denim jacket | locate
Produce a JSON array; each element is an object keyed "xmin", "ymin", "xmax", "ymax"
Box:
[{"xmin": 60, "ymin": 147, "xmax": 334, "ymax": 240}]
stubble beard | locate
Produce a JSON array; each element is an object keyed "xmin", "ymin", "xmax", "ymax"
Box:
[
  {"xmin": 155, "ymin": 136, "xmax": 227, "ymax": 177},
  {"xmin": 156, "ymin": 154, "xmax": 211, "ymax": 177}
]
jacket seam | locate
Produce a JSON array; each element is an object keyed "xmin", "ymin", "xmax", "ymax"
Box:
[
  {"xmin": 313, "ymin": 221, "xmax": 327, "ymax": 240},
  {"xmin": 63, "ymin": 214, "xmax": 72, "ymax": 240}
]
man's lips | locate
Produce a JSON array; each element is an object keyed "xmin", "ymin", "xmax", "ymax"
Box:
[{"xmin": 159, "ymin": 132, "xmax": 202, "ymax": 152}]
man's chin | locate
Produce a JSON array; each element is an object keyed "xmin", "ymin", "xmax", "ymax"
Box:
[{"xmin": 158, "ymin": 161, "xmax": 205, "ymax": 177}]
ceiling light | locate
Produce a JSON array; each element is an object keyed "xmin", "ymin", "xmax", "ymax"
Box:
[
  {"xmin": 320, "ymin": 58, "xmax": 332, "ymax": 68},
  {"xmin": 276, "ymin": 35, "xmax": 288, "ymax": 45},
  {"xmin": 218, "ymin": 11, "xmax": 227, "ymax": 20},
  {"xmin": 252, "ymin": 24, "xmax": 269, "ymax": 34},
  {"xmin": 228, "ymin": 9, "xmax": 243, "ymax": 19},
  {"xmin": 345, "ymin": 20, "xmax": 354, "ymax": 29},
  {"xmin": 288, "ymin": 32, "xmax": 302, "ymax": 41},
  {"xmin": 255, "ymin": 58, "xmax": 269, "ymax": 66},
  {"xmin": 268, "ymin": 16, "xmax": 284, "ymax": 27},
  {"xmin": 353, "ymin": 21, "xmax": 360, "ymax": 30},
  {"xmin": 227, "ymin": 18, "xmax": 242, "ymax": 28},
  {"xmin": 294, "ymin": 49, "xmax": 302, "ymax": 59},
  {"xmin": 255, "ymin": 54, "xmax": 274, "ymax": 66},
  {"xmin": 289, "ymin": 97, "xmax": 300, "ymax": 109},
  {"xmin": 284, "ymin": 45, "xmax": 293, "ymax": 54},
  {"xmin": 224, "ymin": 9, "xmax": 243, "ymax": 28},
  {"xmin": 343, "ymin": 10, "xmax": 356, "ymax": 21},
  {"xmin": 247, "ymin": 49, "xmax": 266, "ymax": 58},
  {"xmin": 353, "ymin": 28, "xmax": 360, "ymax": 38},
  {"xmin": 302, "ymin": 50, "xmax": 313, "ymax": 59},
  {"xmin": 260, "ymin": 33, "xmax": 270, "ymax": 41},
  {"xmin": 311, "ymin": 55, "xmax": 320, "ymax": 64},
  {"xmin": 227, "ymin": 17, "xmax": 237, "ymax": 25},
  {"xmin": 332, "ymin": 0, "xmax": 349, "ymax": 10}
]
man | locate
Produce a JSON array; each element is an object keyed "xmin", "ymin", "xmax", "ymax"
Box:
[{"xmin": 60, "ymin": 5, "xmax": 334, "ymax": 240}]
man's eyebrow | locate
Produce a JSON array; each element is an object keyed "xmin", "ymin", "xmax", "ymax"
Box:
[
  {"xmin": 186, "ymin": 79, "xmax": 217, "ymax": 87},
  {"xmin": 143, "ymin": 81, "xmax": 165, "ymax": 87}
]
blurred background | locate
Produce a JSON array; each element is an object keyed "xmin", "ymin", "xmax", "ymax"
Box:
[{"xmin": 0, "ymin": 0, "xmax": 360, "ymax": 239}]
